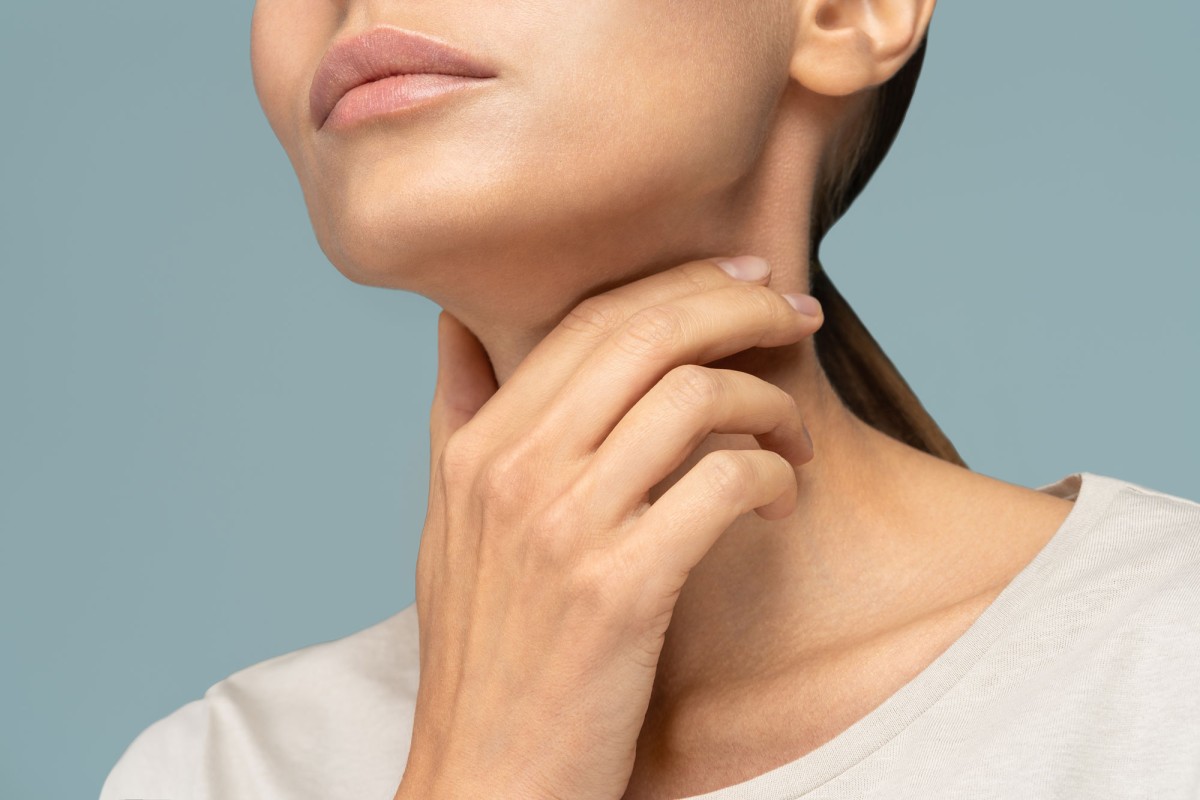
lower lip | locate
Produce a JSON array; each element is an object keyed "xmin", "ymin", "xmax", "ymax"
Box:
[{"xmin": 322, "ymin": 73, "xmax": 492, "ymax": 131}]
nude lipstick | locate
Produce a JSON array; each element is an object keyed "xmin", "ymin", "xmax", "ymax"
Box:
[{"xmin": 309, "ymin": 26, "xmax": 497, "ymax": 132}]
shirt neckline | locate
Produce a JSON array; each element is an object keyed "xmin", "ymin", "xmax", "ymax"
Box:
[{"xmin": 680, "ymin": 470, "xmax": 1126, "ymax": 799}]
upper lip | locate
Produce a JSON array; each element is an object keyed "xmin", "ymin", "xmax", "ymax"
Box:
[{"xmin": 309, "ymin": 26, "xmax": 497, "ymax": 129}]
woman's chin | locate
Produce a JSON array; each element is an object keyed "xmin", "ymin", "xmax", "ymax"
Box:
[{"xmin": 312, "ymin": 216, "xmax": 507, "ymax": 293}]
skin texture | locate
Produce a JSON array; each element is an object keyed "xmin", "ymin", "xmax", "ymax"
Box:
[{"xmin": 250, "ymin": 0, "xmax": 1078, "ymax": 797}]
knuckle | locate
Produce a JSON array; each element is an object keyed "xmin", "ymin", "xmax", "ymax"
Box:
[
  {"xmin": 439, "ymin": 429, "xmax": 481, "ymax": 476},
  {"xmin": 619, "ymin": 305, "xmax": 684, "ymax": 358},
  {"xmin": 525, "ymin": 503, "xmax": 588, "ymax": 575},
  {"xmin": 526, "ymin": 513, "xmax": 570, "ymax": 565},
  {"xmin": 664, "ymin": 364, "xmax": 720, "ymax": 413},
  {"xmin": 528, "ymin": 493, "xmax": 577, "ymax": 545},
  {"xmin": 566, "ymin": 555, "xmax": 627, "ymax": 615},
  {"xmin": 528, "ymin": 488, "xmax": 603, "ymax": 559},
  {"xmin": 479, "ymin": 443, "xmax": 534, "ymax": 502},
  {"xmin": 561, "ymin": 295, "xmax": 625, "ymax": 340},
  {"xmin": 702, "ymin": 449, "xmax": 753, "ymax": 499},
  {"xmin": 569, "ymin": 560, "xmax": 609, "ymax": 603}
]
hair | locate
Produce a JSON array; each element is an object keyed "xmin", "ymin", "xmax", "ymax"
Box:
[{"xmin": 807, "ymin": 31, "xmax": 967, "ymax": 468}]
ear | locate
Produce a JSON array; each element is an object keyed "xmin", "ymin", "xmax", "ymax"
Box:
[{"xmin": 789, "ymin": 0, "xmax": 937, "ymax": 97}]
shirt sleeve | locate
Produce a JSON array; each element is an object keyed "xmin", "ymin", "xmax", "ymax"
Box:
[{"xmin": 98, "ymin": 698, "xmax": 208, "ymax": 800}]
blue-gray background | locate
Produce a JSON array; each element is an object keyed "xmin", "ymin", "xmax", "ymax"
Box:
[{"xmin": 2, "ymin": 2, "xmax": 1197, "ymax": 797}]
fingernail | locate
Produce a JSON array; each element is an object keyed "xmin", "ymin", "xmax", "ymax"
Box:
[
  {"xmin": 715, "ymin": 255, "xmax": 770, "ymax": 281},
  {"xmin": 783, "ymin": 293, "xmax": 821, "ymax": 316}
]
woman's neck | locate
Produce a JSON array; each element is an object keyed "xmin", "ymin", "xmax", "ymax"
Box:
[
  {"xmin": 415, "ymin": 82, "xmax": 1020, "ymax": 773},
  {"xmin": 446, "ymin": 278, "xmax": 941, "ymax": 697},
  {"xmin": 433, "ymin": 268, "xmax": 1068, "ymax": 776}
]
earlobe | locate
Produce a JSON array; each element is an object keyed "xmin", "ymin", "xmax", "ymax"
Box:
[{"xmin": 790, "ymin": 0, "xmax": 936, "ymax": 97}]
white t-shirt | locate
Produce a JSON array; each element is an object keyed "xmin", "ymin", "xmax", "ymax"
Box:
[{"xmin": 99, "ymin": 472, "xmax": 1200, "ymax": 799}]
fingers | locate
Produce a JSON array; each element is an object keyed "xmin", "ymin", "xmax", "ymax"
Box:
[
  {"xmin": 539, "ymin": 282, "xmax": 823, "ymax": 459},
  {"xmin": 625, "ymin": 447, "xmax": 800, "ymax": 594},
  {"xmin": 459, "ymin": 256, "xmax": 775, "ymax": 443},
  {"xmin": 429, "ymin": 310, "xmax": 499, "ymax": 473},
  {"xmin": 583, "ymin": 366, "xmax": 813, "ymax": 522}
]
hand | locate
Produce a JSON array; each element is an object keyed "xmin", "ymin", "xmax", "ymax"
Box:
[{"xmin": 395, "ymin": 255, "xmax": 823, "ymax": 800}]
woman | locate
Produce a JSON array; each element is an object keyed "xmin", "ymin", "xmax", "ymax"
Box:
[{"xmin": 101, "ymin": 0, "xmax": 1200, "ymax": 798}]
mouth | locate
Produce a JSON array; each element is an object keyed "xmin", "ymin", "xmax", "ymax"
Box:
[{"xmin": 309, "ymin": 25, "xmax": 498, "ymax": 131}]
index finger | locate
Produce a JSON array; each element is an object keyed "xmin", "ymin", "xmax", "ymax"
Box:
[{"xmin": 468, "ymin": 255, "xmax": 774, "ymax": 441}]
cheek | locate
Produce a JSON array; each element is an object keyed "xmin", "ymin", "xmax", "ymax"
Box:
[
  {"xmin": 294, "ymin": 1, "xmax": 791, "ymax": 286},
  {"xmin": 505, "ymin": 3, "xmax": 790, "ymax": 223}
]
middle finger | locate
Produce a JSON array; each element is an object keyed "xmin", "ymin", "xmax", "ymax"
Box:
[
  {"xmin": 535, "ymin": 282, "xmax": 824, "ymax": 459},
  {"xmin": 460, "ymin": 256, "xmax": 775, "ymax": 443}
]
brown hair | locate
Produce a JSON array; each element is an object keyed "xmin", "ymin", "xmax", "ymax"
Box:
[{"xmin": 807, "ymin": 32, "xmax": 967, "ymax": 468}]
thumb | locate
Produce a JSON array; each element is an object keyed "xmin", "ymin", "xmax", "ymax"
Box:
[{"xmin": 429, "ymin": 309, "xmax": 498, "ymax": 471}]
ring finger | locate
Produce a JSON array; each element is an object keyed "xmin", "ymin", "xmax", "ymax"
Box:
[
  {"xmin": 537, "ymin": 282, "xmax": 823, "ymax": 460},
  {"xmin": 580, "ymin": 365, "xmax": 813, "ymax": 523}
]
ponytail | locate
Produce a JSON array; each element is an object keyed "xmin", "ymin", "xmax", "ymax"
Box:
[{"xmin": 807, "ymin": 32, "xmax": 967, "ymax": 467}]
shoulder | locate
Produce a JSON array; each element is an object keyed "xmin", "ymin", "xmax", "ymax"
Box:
[
  {"xmin": 1040, "ymin": 473, "xmax": 1200, "ymax": 656},
  {"xmin": 99, "ymin": 603, "xmax": 421, "ymax": 799},
  {"xmin": 1078, "ymin": 472, "xmax": 1200, "ymax": 581},
  {"xmin": 1102, "ymin": 474, "xmax": 1200, "ymax": 621},
  {"xmin": 1098, "ymin": 471, "xmax": 1200, "ymax": 523},
  {"xmin": 99, "ymin": 697, "xmax": 209, "ymax": 800},
  {"xmin": 979, "ymin": 474, "xmax": 1200, "ymax": 767}
]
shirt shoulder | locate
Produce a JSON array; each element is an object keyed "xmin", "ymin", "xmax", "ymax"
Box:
[
  {"xmin": 99, "ymin": 697, "xmax": 208, "ymax": 800},
  {"xmin": 98, "ymin": 603, "xmax": 421, "ymax": 800},
  {"xmin": 1076, "ymin": 473, "xmax": 1200, "ymax": 593},
  {"xmin": 1040, "ymin": 473, "xmax": 1200, "ymax": 631},
  {"xmin": 992, "ymin": 473, "xmax": 1200, "ymax": 707}
]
